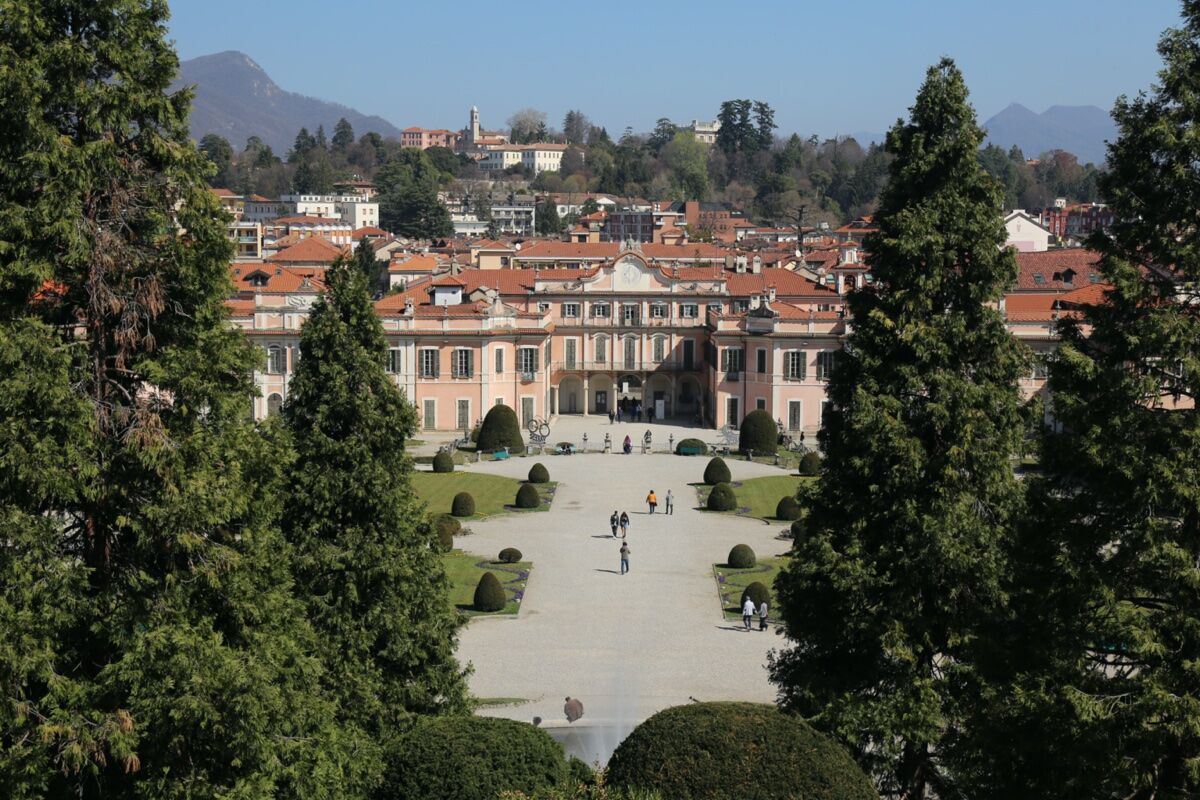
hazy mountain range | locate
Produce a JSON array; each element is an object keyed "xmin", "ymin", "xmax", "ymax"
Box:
[{"xmin": 174, "ymin": 51, "xmax": 1116, "ymax": 165}]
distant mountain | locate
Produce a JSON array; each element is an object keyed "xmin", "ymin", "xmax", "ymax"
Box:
[
  {"xmin": 982, "ymin": 103, "xmax": 1115, "ymax": 165},
  {"xmin": 172, "ymin": 51, "xmax": 403, "ymax": 154}
]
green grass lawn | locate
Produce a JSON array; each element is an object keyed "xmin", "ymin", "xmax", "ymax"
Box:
[
  {"xmin": 694, "ymin": 475, "xmax": 813, "ymax": 520},
  {"xmin": 412, "ymin": 471, "xmax": 557, "ymax": 519},
  {"xmin": 441, "ymin": 550, "xmax": 532, "ymax": 617},
  {"xmin": 713, "ymin": 555, "xmax": 788, "ymax": 623}
]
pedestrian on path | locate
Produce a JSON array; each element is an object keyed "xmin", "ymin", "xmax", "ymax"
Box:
[
  {"xmin": 646, "ymin": 489, "xmax": 657, "ymax": 514},
  {"xmin": 610, "ymin": 510, "xmax": 619, "ymax": 538},
  {"xmin": 623, "ymin": 434, "xmax": 632, "ymax": 454},
  {"xmin": 665, "ymin": 489, "xmax": 674, "ymax": 515},
  {"xmin": 758, "ymin": 600, "xmax": 769, "ymax": 631},
  {"xmin": 619, "ymin": 511, "xmax": 629, "ymax": 538},
  {"xmin": 742, "ymin": 596, "xmax": 756, "ymax": 630},
  {"xmin": 619, "ymin": 542, "xmax": 630, "ymax": 574},
  {"xmin": 608, "ymin": 409, "xmax": 615, "ymax": 424}
]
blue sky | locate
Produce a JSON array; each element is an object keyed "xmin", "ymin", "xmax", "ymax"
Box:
[{"xmin": 166, "ymin": 0, "xmax": 1183, "ymax": 138}]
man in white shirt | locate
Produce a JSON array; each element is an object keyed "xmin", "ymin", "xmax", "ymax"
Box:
[{"xmin": 742, "ymin": 596, "xmax": 756, "ymax": 630}]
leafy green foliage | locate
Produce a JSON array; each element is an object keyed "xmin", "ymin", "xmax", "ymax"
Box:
[
  {"xmin": 516, "ymin": 483, "xmax": 541, "ymax": 509},
  {"xmin": 674, "ymin": 438, "xmax": 707, "ymax": 455},
  {"xmin": 434, "ymin": 514, "xmax": 460, "ymax": 552},
  {"xmin": 738, "ymin": 409, "xmax": 778, "ymax": 455},
  {"xmin": 741, "ymin": 581, "xmax": 770, "ymax": 610},
  {"xmin": 376, "ymin": 148, "xmax": 453, "ymax": 239},
  {"xmin": 707, "ymin": 483, "xmax": 737, "ymax": 512},
  {"xmin": 473, "ymin": 572, "xmax": 507, "ymax": 613},
  {"xmin": 799, "ymin": 451, "xmax": 822, "ymax": 476},
  {"xmin": 498, "ymin": 548, "xmax": 523, "ymax": 564},
  {"xmin": 477, "ymin": 404, "xmax": 525, "ymax": 454},
  {"xmin": 775, "ymin": 496, "xmax": 802, "ymax": 521},
  {"xmin": 726, "ymin": 544, "xmax": 756, "ymax": 569},
  {"xmin": 432, "ymin": 451, "xmax": 455, "ymax": 473},
  {"xmin": 702, "ymin": 457, "xmax": 731, "ymax": 486},
  {"xmin": 528, "ymin": 463, "xmax": 550, "ymax": 484},
  {"xmin": 606, "ymin": 702, "xmax": 876, "ymax": 800},
  {"xmin": 451, "ymin": 492, "xmax": 476, "ymax": 518}
]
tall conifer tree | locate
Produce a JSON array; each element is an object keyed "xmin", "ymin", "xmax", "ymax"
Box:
[{"xmin": 769, "ymin": 59, "xmax": 1028, "ymax": 799}]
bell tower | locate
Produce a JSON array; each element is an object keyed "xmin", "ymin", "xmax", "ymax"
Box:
[{"xmin": 469, "ymin": 105, "xmax": 480, "ymax": 146}]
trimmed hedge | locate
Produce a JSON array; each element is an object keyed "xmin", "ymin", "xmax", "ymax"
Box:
[
  {"xmin": 606, "ymin": 702, "xmax": 876, "ymax": 800},
  {"xmin": 675, "ymin": 437, "xmax": 708, "ymax": 455},
  {"xmin": 434, "ymin": 514, "xmax": 459, "ymax": 552},
  {"xmin": 431, "ymin": 450, "xmax": 455, "ymax": 473},
  {"xmin": 775, "ymin": 495, "xmax": 801, "ymax": 521},
  {"xmin": 477, "ymin": 403, "xmax": 525, "ymax": 454},
  {"xmin": 515, "ymin": 483, "xmax": 541, "ymax": 509},
  {"xmin": 381, "ymin": 715, "xmax": 569, "ymax": 800},
  {"xmin": 567, "ymin": 756, "xmax": 594, "ymax": 787},
  {"xmin": 739, "ymin": 409, "xmax": 778, "ymax": 456},
  {"xmin": 727, "ymin": 543, "xmax": 756, "ymax": 568},
  {"xmin": 799, "ymin": 451, "xmax": 822, "ymax": 476},
  {"xmin": 528, "ymin": 462, "xmax": 550, "ymax": 484},
  {"xmin": 473, "ymin": 571, "xmax": 507, "ymax": 612},
  {"xmin": 498, "ymin": 547, "xmax": 522, "ymax": 563},
  {"xmin": 451, "ymin": 491, "xmax": 475, "ymax": 517},
  {"xmin": 707, "ymin": 483, "xmax": 737, "ymax": 512},
  {"xmin": 741, "ymin": 581, "xmax": 770, "ymax": 610},
  {"xmin": 702, "ymin": 456, "xmax": 731, "ymax": 486}
]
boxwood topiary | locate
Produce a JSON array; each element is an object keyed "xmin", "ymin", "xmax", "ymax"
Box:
[
  {"xmin": 473, "ymin": 571, "xmax": 507, "ymax": 612},
  {"xmin": 741, "ymin": 581, "xmax": 770, "ymax": 610},
  {"xmin": 606, "ymin": 702, "xmax": 876, "ymax": 800},
  {"xmin": 434, "ymin": 514, "xmax": 459, "ymax": 552},
  {"xmin": 431, "ymin": 450, "xmax": 455, "ymax": 473},
  {"xmin": 703, "ymin": 456, "xmax": 731, "ymax": 486},
  {"xmin": 477, "ymin": 403, "xmax": 525, "ymax": 454},
  {"xmin": 799, "ymin": 451, "xmax": 822, "ymax": 476},
  {"xmin": 515, "ymin": 482, "xmax": 541, "ymax": 509},
  {"xmin": 380, "ymin": 715, "xmax": 569, "ymax": 800},
  {"xmin": 707, "ymin": 482, "xmax": 737, "ymax": 512},
  {"xmin": 567, "ymin": 756, "xmax": 594, "ymax": 787},
  {"xmin": 498, "ymin": 547, "xmax": 522, "ymax": 563},
  {"xmin": 675, "ymin": 437, "xmax": 708, "ymax": 455},
  {"xmin": 451, "ymin": 491, "xmax": 475, "ymax": 517},
  {"xmin": 528, "ymin": 462, "xmax": 550, "ymax": 484},
  {"xmin": 738, "ymin": 408, "xmax": 778, "ymax": 456},
  {"xmin": 727, "ymin": 543, "xmax": 756, "ymax": 568},
  {"xmin": 775, "ymin": 495, "xmax": 801, "ymax": 521}
]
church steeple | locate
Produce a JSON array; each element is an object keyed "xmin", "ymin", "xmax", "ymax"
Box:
[{"xmin": 469, "ymin": 105, "xmax": 480, "ymax": 145}]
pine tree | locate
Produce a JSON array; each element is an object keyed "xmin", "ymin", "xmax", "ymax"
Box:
[
  {"xmin": 332, "ymin": 117, "xmax": 355, "ymax": 152},
  {"xmin": 536, "ymin": 199, "xmax": 561, "ymax": 235},
  {"xmin": 281, "ymin": 262, "xmax": 469, "ymax": 783},
  {"xmin": 353, "ymin": 236, "xmax": 384, "ymax": 293},
  {"xmin": 0, "ymin": 2, "xmax": 349, "ymax": 796},
  {"xmin": 769, "ymin": 58, "xmax": 1028, "ymax": 800}
]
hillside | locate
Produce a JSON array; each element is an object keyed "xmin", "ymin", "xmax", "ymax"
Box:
[
  {"xmin": 172, "ymin": 51, "xmax": 403, "ymax": 153},
  {"xmin": 982, "ymin": 103, "xmax": 1115, "ymax": 165}
]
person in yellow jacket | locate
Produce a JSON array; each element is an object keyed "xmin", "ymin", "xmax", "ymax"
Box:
[{"xmin": 646, "ymin": 489, "xmax": 658, "ymax": 514}]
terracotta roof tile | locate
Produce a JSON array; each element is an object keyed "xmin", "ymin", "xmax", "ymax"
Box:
[
  {"xmin": 267, "ymin": 237, "xmax": 349, "ymax": 264},
  {"xmin": 1014, "ymin": 249, "xmax": 1102, "ymax": 290}
]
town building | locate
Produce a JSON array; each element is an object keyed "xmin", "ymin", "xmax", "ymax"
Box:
[
  {"xmin": 478, "ymin": 144, "xmax": 568, "ymax": 176},
  {"xmin": 242, "ymin": 194, "xmax": 379, "ymax": 229},
  {"xmin": 400, "ymin": 127, "xmax": 460, "ymax": 150},
  {"xmin": 683, "ymin": 119, "xmax": 721, "ymax": 145},
  {"xmin": 1003, "ymin": 210, "xmax": 1052, "ymax": 252}
]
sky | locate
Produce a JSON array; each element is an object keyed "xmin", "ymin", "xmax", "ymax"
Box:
[{"xmin": 166, "ymin": 0, "xmax": 1184, "ymax": 139}]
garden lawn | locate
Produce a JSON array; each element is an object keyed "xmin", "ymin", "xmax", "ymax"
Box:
[
  {"xmin": 695, "ymin": 475, "xmax": 812, "ymax": 520},
  {"xmin": 412, "ymin": 471, "xmax": 556, "ymax": 519},
  {"xmin": 441, "ymin": 550, "xmax": 532, "ymax": 617},
  {"xmin": 713, "ymin": 556, "xmax": 788, "ymax": 623}
]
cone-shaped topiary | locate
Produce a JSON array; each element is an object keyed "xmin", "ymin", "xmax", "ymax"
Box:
[
  {"xmin": 498, "ymin": 547, "xmax": 522, "ymax": 563},
  {"xmin": 776, "ymin": 496, "xmax": 801, "ymax": 521},
  {"xmin": 451, "ymin": 492, "xmax": 475, "ymax": 517},
  {"xmin": 727, "ymin": 543, "xmax": 756, "ymax": 568},
  {"xmin": 675, "ymin": 437, "xmax": 708, "ymax": 455},
  {"xmin": 528, "ymin": 462, "xmax": 550, "ymax": 484},
  {"xmin": 434, "ymin": 514, "xmax": 460, "ymax": 552},
  {"xmin": 799, "ymin": 451, "xmax": 822, "ymax": 476},
  {"xmin": 473, "ymin": 571, "xmax": 507, "ymax": 612},
  {"xmin": 431, "ymin": 450, "xmax": 455, "ymax": 473},
  {"xmin": 477, "ymin": 403, "xmax": 525, "ymax": 454},
  {"xmin": 707, "ymin": 483, "xmax": 737, "ymax": 512},
  {"xmin": 703, "ymin": 456, "xmax": 731, "ymax": 485},
  {"xmin": 515, "ymin": 483, "xmax": 540, "ymax": 509},
  {"xmin": 741, "ymin": 581, "xmax": 770, "ymax": 610},
  {"xmin": 739, "ymin": 409, "xmax": 779, "ymax": 456}
]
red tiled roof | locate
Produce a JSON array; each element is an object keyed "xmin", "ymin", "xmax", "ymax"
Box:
[
  {"xmin": 231, "ymin": 264, "xmax": 326, "ymax": 294},
  {"xmin": 1014, "ymin": 248, "xmax": 1102, "ymax": 290},
  {"xmin": 515, "ymin": 242, "xmax": 727, "ymax": 261},
  {"xmin": 770, "ymin": 301, "xmax": 844, "ymax": 320},
  {"xmin": 267, "ymin": 237, "xmax": 349, "ymax": 264},
  {"xmin": 388, "ymin": 254, "xmax": 439, "ymax": 273},
  {"xmin": 1004, "ymin": 293, "xmax": 1059, "ymax": 321},
  {"xmin": 225, "ymin": 298, "xmax": 255, "ymax": 316},
  {"xmin": 210, "ymin": 187, "xmax": 239, "ymax": 198},
  {"xmin": 431, "ymin": 275, "xmax": 467, "ymax": 287},
  {"xmin": 352, "ymin": 226, "xmax": 388, "ymax": 239},
  {"xmin": 726, "ymin": 268, "xmax": 837, "ymax": 298}
]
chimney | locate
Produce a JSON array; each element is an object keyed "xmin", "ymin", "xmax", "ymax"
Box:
[
  {"xmin": 404, "ymin": 297, "xmax": 414, "ymax": 316},
  {"xmin": 836, "ymin": 273, "xmax": 846, "ymax": 295},
  {"xmin": 751, "ymin": 255, "xmax": 762, "ymax": 274},
  {"xmin": 768, "ymin": 286, "xmax": 776, "ymax": 303},
  {"xmin": 749, "ymin": 295, "xmax": 761, "ymax": 310}
]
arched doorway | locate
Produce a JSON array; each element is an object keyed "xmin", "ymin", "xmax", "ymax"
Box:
[
  {"xmin": 267, "ymin": 392, "xmax": 283, "ymax": 417},
  {"xmin": 589, "ymin": 374, "xmax": 614, "ymax": 415},
  {"xmin": 615, "ymin": 374, "xmax": 642, "ymax": 418},
  {"xmin": 645, "ymin": 373, "xmax": 673, "ymax": 420},
  {"xmin": 676, "ymin": 376, "xmax": 701, "ymax": 421},
  {"xmin": 558, "ymin": 375, "xmax": 584, "ymax": 414}
]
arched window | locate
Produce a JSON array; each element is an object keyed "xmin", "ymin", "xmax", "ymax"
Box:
[
  {"xmin": 593, "ymin": 334, "xmax": 608, "ymax": 364},
  {"xmin": 267, "ymin": 393, "xmax": 283, "ymax": 416},
  {"xmin": 266, "ymin": 345, "xmax": 286, "ymax": 374},
  {"xmin": 652, "ymin": 335, "xmax": 667, "ymax": 363}
]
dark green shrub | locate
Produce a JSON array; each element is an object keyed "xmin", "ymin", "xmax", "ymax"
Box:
[
  {"xmin": 702, "ymin": 456, "xmax": 731, "ymax": 486},
  {"xmin": 675, "ymin": 437, "xmax": 708, "ymax": 455},
  {"xmin": 469, "ymin": 424, "xmax": 480, "ymax": 443},
  {"xmin": 477, "ymin": 403, "xmax": 525, "ymax": 454},
  {"xmin": 451, "ymin": 491, "xmax": 475, "ymax": 517},
  {"xmin": 799, "ymin": 451, "xmax": 822, "ymax": 476},
  {"xmin": 727, "ymin": 543, "xmax": 756, "ymax": 568},
  {"xmin": 381, "ymin": 715, "xmax": 568, "ymax": 800},
  {"xmin": 739, "ymin": 409, "xmax": 778, "ymax": 456},
  {"xmin": 567, "ymin": 756, "xmax": 594, "ymax": 787},
  {"xmin": 431, "ymin": 450, "xmax": 455, "ymax": 473},
  {"xmin": 528, "ymin": 462, "xmax": 550, "ymax": 483},
  {"xmin": 498, "ymin": 547, "xmax": 522, "ymax": 563},
  {"xmin": 790, "ymin": 519, "xmax": 805, "ymax": 544},
  {"xmin": 741, "ymin": 581, "xmax": 770, "ymax": 610},
  {"xmin": 515, "ymin": 482, "xmax": 540, "ymax": 509},
  {"xmin": 473, "ymin": 571, "xmax": 507, "ymax": 612},
  {"xmin": 707, "ymin": 483, "xmax": 737, "ymax": 512},
  {"xmin": 434, "ymin": 514, "xmax": 459, "ymax": 552},
  {"xmin": 606, "ymin": 702, "xmax": 876, "ymax": 800},
  {"xmin": 775, "ymin": 495, "xmax": 801, "ymax": 521}
]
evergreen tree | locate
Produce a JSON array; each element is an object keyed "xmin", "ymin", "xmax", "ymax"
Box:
[
  {"xmin": 535, "ymin": 199, "xmax": 562, "ymax": 235},
  {"xmin": 753, "ymin": 100, "xmax": 777, "ymax": 152},
  {"xmin": 0, "ymin": 1, "xmax": 349, "ymax": 796},
  {"xmin": 290, "ymin": 126, "xmax": 317, "ymax": 162},
  {"xmin": 315, "ymin": 123, "xmax": 328, "ymax": 151},
  {"xmin": 353, "ymin": 236, "xmax": 384, "ymax": 293},
  {"xmin": 198, "ymin": 133, "xmax": 235, "ymax": 187},
  {"xmin": 281, "ymin": 262, "xmax": 469, "ymax": 786},
  {"xmin": 377, "ymin": 149, "xmax": 453, "ymax": 239},
  {"xmin": 769, "ymin": 58, "xmax": 1028, "ymax": 800},
  {"xmin": 332, "ymin": 117, "xmax": 355, "ymax": 152}
]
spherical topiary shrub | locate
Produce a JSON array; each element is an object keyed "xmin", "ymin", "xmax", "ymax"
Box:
[
  {"xmin": 451, "ymin": 491, "xmax": 475, "ymax": 518},
  {"xmin": 741, "ymin": 581, "xmax": 770, "ymax": 610},
  {"xmin": 567, "ymin": 756, "xmax": 594, "ymax": 787},
  {"xmin": 727, "ymin": 543, "xmax": 756, "ymax": 569},
  {"xmin": 515, "ymin": 482, "xmax": 540, "ymax": 509},
  {"xmin": 431, "ymin": 450, "xmax": 455, "ymax": 473},
  {"xmin": 776, "ymin": 495, "xmax": 801, "ymax": 521},
  {"xmin": 606, "ymin": 702, "xmax": 876, "ymax": 800},
  {"xmin": 498, "ymin": 547, "xmax": 522, "ymax": 563},
  {"xmin": 473, "ymin": 571, "xmax": 507, "ymax": 612},
  {"xmin": 434, "ymin": 514, "xmax": 459, "ymax": 552},
  {"xmin": 477, "ymin": 403, "xmax": 525, "ymax": 454},
  {"xmin": 528, "ymin": 462, "xmax": 550, "ymax": 484},
  {"xmin": 675, "ymin": 437, "xmax": 708, "ymax": 455},
  {"xmin": 703, "ymin": 456, "xmax": 731, "ymax": 486},
  {"xmin": 739, "ymin": 409, "xmax": 778, "ymax": 456},
  {"xmin": 799, "ymin": 451, "xmax": 822, "ymax": 476},
  {"xmin": 707, "ymin": 483, "xmax": 737, "ymax": 512},
  {"xmin": 380, "ymin": 715, "xmax": 568, "ymax": 800}
]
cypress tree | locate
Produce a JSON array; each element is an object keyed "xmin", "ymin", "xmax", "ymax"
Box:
[
  {"xmin": 769, "ymin": 58, "xmax": 1028, "ymax": 799},
  {"xmin": 281, "ymin": 262, "xmax": 469, "ymax": 782},
  {"xmin": 0, "ymin": 2, "xmax": 348, "ymax": 796}
]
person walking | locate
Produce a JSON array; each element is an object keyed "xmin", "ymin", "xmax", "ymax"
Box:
[
  {"xmin": 646, "ymin": 489, "xmax": 657, "ymax": 514},
  {"xmin": 648, "ymin": 405, "xmax": 655, "ymax": 423},
  {"xmin": 608, "ymin": 409, "xmax": 615, "ymax": 425},
  {"xmin": 758, "ymin": 599, "xmax": 769, "ymax": 631},
  {"xmin": 623, "ymin": 434, "xmax": 632, "ymax": 454},
  {"xmin": 665, "ymin": 489, "xmax": 674, "ymax": 515},
  {"xmin": 742, "ymin": 596, "xmax": 756, "ymax": 630},
  {"xmin": 610, "ymin": 510, "xmax": 619, "ymax": 538},
  {"xmin": 619, "ymin": 511, "xmax": 629, "ymax": 538},
  {"xmin": 619, "ymin": 542, "xmax": 630, "ymax": 574}
]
